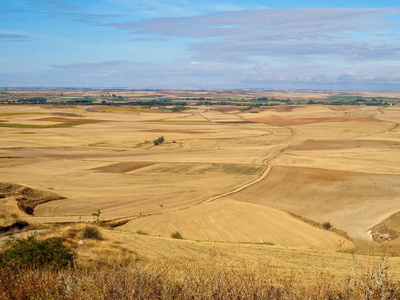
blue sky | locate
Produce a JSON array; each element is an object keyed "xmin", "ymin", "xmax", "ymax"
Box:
[{"xmin": 1, "ymin": 1, "xmax": 399, "ymax": 90}]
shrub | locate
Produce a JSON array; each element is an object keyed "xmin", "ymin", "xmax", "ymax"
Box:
[
  {"xmin": 153, "ymin": 136, "xmax": 165, "ymax": 146},
  {"xmin": 322, "ymin": 222, "xmax": 332, "ymax": 230},
  {"xmin": 82, "ymin": 226, "xmax": 102, "ymax": 240},
  {"xmin": 171, "ymin": 231, "xmax": 183, "ymax": 239},
  {"xmin": 136, "ymin": 230, "xmax": 148, "ymax": 235},
  {"xmin": 0, "ymin": 234, "xmax": 76, "ymax": 269}
]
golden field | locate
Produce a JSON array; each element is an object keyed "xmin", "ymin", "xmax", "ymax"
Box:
[{"xmin": 1, "ymin": 97, "xmax": 400, "ymax": 282}]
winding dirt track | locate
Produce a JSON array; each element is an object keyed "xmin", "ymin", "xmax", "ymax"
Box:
[{"xmin": 201, "ymin": 144, "xmax": 292, "ymax": 204}]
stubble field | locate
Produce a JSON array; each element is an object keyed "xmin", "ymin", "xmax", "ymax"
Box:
[{"xmin": 1, "ymin": 102, "xmax": 400, "ymax": 258}]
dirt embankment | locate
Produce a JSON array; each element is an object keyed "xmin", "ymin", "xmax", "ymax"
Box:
[
  {"xmin": 370, "ymin": 211, "xmax": 400, "ymax": 243},
  {"xmin": 0, "ymin": 183, "xmax": 65, "ymax": 215}
]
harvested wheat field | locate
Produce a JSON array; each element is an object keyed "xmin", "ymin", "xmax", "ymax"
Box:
[
  {"xmin": 122, "ymin": 198, "xmax": 354, "ymax": 249},
  {"xmin": 0, "ymin": 103, "xmax": 400, "ymax": 254}
]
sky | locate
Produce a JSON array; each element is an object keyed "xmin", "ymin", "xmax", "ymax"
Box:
[{"xmin": 0, "ymin": 0, "xmax": 400, "ymax": 90}]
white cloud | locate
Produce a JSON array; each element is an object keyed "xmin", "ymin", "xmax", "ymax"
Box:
[{"xmin": 109, "ymin": 8, "xmax": 400, "ymax": 63}]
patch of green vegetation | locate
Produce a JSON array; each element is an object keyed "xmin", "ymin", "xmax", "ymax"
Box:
[
  {"xmin": 65, "ymin": 98, "xmax": 97, "ymax": 104},
  {"xmin": 167, "ymin": 106, "xmax": 186, "ymax": 112},
  {"xmin": 240, "ymin": 104, "xmax": 260, "ymax": 112},
  {"xmin": 0, "ymin": 235, "xmax": 76, "ymax": 269},
  {"xmin": 318, "ymin": 95, "xmax": 399, "ymax": 106},
  {"xmin": 0, "ymin": 112, "xmax": 48, "ymax": 116}
]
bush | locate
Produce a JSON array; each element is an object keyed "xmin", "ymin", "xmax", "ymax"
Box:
[
  {"xmin": 171, "ymin": 231, "xmax": 183, "ymax": 239},
  {"xmin": 82, "ymin": 226, "xmax": 102, "ymax": 240},
  {"xmin": 136, "ymin": 230, "xmax": 148, "ymax": 235},
  {"xmin": 153, "ymin": 136, "xmax": 165, "ymax": 146},
  {"xmin": 0, "ymin": 234, "xmax": 76, "ymax": 269},
  {"xmin": 322, "ymin": 222, "xmax": 332, "ymax": 230}
]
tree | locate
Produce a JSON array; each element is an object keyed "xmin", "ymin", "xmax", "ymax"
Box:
[
  {"xmin": 92, "ymin": 210, "xmax": 101, "ymax": 224},
  {"xmin": 153, "ymin": 136, "xmax": 165, "ymax": 146},
  {"xmin": 322, "ymin": 222, "xmax": 332, "ymax": 230}
]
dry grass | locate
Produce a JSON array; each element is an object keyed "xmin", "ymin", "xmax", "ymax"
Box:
[
  {"xmin": 1, "ymin": 261, "xmax": 399, "ymax": 299},
  {"xmin": 1, "ymin": 226, "xmax": 400, "ymax": 299},
  {"xmin": 35, "ymin": 117, "xmax": 106, "ymax": 124}
]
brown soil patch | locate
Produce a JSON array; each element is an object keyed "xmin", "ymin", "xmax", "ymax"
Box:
[
  {"xmin": 291, "ymin": 139, "xmax": 400, "ymax": 151},
  {"xmin": 0, "ymin": 158, "xmax": 41, "ymax": 168},
  {"xmin": 231, "ymin": 166, "xmax": 400, "ymax": 207},
  {"xmin": 259, "ymin": 106, "xmax": 303, "ymax": 113},
  {"xmin": 326, "ymin": 105, "xmax": 360, "ymax": 111},
  {"xmin": 0, "ymin": 183, "xmax": 65, "ymax": 215},
  {"xmin": 51, "ymin": 112, "xmax": 83, "ymax": 117},
  {"xmin": 91, "ymin": 162, "xmax": 157, "ymax": 173},
  {"xmin": 370, "ymin": 212, "xmax": 400, "ymax": 243},
  {"xmin": 142, "ymin": 129, "xmax": 207, "ymax": 134},
  {"xmin": 230, "ymin": 166, "xmax": 400, "ymax": 247},
  {"xmin": 35, "ymin": 117, "xmax": 105, "ymax": 124}
]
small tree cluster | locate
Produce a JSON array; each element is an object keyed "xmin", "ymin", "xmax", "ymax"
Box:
[
  {"xmin": 171, "ymin": 231, "xmax": 183, "ymax": 239},
  {"xmin": 322, "ymin": 222, "xmax": 332, "ymax": 230},
  {"xmin": 153, "ymin": 136, "xmax": 165, "ymax": 146}
]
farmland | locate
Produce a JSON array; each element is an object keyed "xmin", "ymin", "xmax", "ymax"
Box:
[{"xmin": 1, "ymin": 89, "xmax": 400, "ymax": 285}]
